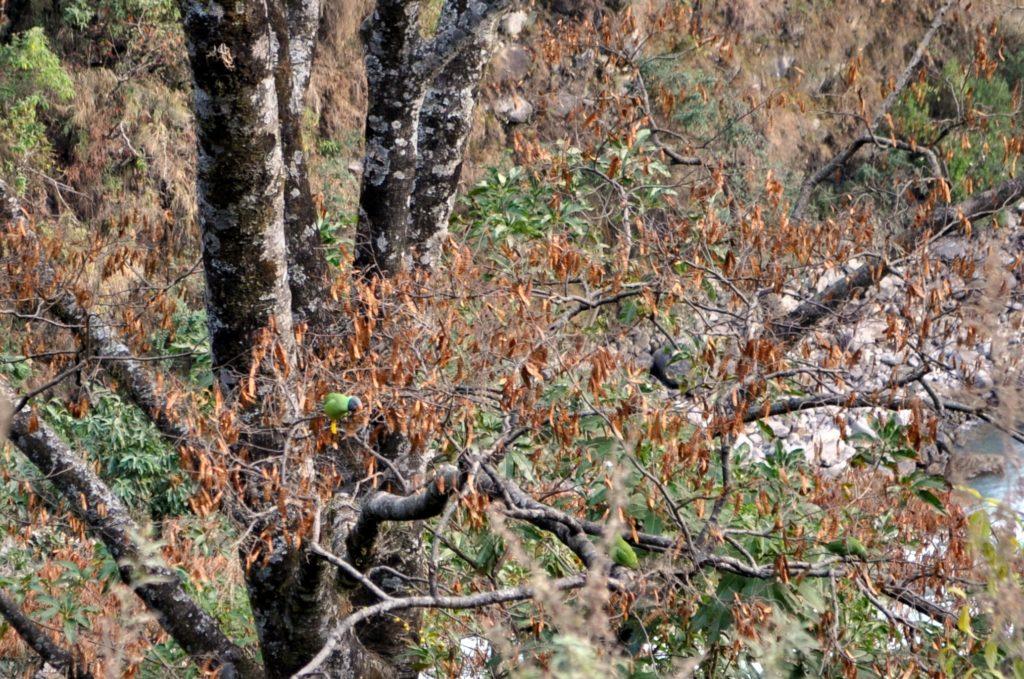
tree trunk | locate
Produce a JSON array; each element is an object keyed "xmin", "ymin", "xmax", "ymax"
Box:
[
  {"xmin": 179, "ymin": 1, "xmax": 512, "ymax": 674},
  {"xmin": 410, "ymin": 5, "xmax": 497, "ymax": 268},
  {"xmin": 354, "ymin": 0, "xmax": 426, "ymax": 276},
  {"xmin": 355, "ymin": 0, "xmax": 505, "ymax": 275},
  {"xmin": 270, "ymin": 0, "xmax": 331, "ymax": 326},
  {"xmin": 181, "ymin": 0, "xmax": 294, "ymax": 384},
  {"xmin": 180, "ymin": 4, "xmax": 315, "ymax": 676}
]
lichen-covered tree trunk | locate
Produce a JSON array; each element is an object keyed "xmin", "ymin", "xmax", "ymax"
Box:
[
  {"xmin": 180, "ymin": 3, "xmax": 325, "ymax": 677},
  {"xmin": 271, "ymin": 0, "xmax": 331, "ymax": 326},
  {"xmin": 181, "ymin": 0, "xmax": 294, "ymax": 381},
  {"xmin": 355, "ymin": 0, "xmax": 504, "ymax": 275},
  {"xmin": 347, "ymin": 0, "xmax": 507, "ymax": 670},
  {"xmin": 410, "ymin": 5, "xmax": 497, "ymax": 268},
  {"xmin": 179, "ymin": 1, "xmax": 511, "ymax": 675},
  {"xmin": 353, "ymin": 0, "xmax": 426, "ymax": 275}
]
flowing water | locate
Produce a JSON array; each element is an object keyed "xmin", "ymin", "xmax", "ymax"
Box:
[{"xmin": 960, "ymin": 424, "xmax": 1024, "ymax": 512}]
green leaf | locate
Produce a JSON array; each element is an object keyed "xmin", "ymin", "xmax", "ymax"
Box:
[
  {"xmin": 824, "ymin": 537, "xmax": 868, "ymax": 560},
  {"xmin": 915, "ymin": 488, "xmax": 947, "ymax": 514},
  {"xmin": 957, "ymin": 605, "xmax": 974, "ymax": 637}
]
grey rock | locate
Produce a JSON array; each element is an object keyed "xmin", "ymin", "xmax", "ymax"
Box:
[
  {"xmin": 495, "ymin": 94, "xmax": 534, "ymax": 124},
  {"xmin": 773, "ymin": 54, "xmax": 796, "ymax": 79},
  {"xmin": 945, "ymin": 452, "xmax": 1005, "ymax": 482},
  {"xmin": 492, "ymin": 45, "xmax": 532, "ymax": 83},
  {"xmin": 500, "ymin": 10, "xmax": 529, "ymax": 37}
]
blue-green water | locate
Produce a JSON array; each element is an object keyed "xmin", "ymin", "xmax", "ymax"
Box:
[{"xmin": 962, "ymin": 425, "xmax": 1024, "ymax": 512}]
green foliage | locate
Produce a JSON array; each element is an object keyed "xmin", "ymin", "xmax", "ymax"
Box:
[
  {"xmin": 317, "ymin": 210, "xmax": 356, "ymax": 268},
  {"xmin": 459, "ymin": 132, "xmax": 674, "ymax": 256},
  {"xmin": 60, "ymin": 0, "xmax": 178, "ymax": 33},
  {"xmin": 42, "ymin": 389, "xmax": 194, "ymax": 518},
  {"xmin": 892, "ymin": 58, "xmax": 1021, "ymax": 200},
  {"xmin": 0, "ymin": 27, "xmax": 73, "ymax": 188},
  {"xmin": 151, "ymin": 304, "xmax": 213, "ymax": 387},
  {"xmin": 0, "ymin": 354, "xmax": 33, "ymax": 386},
  {"xmin": 462, "ymin": 165, "xmax": 589, "ymax": 243},
  {"xmin": 141, "ymin": 519, "xmax": 259, "ymax": 678},
  {"xmin": 0, "ymin": 549, "xmax": 109, "ymax": 647}
]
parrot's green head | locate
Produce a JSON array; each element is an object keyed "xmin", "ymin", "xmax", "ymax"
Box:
[{"xmin": 323, "ymin": 392, "xmax": 362, "ymax": 420}]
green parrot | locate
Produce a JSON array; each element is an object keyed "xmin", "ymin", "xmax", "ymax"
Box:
[
  {"xmin": 824, "ymin": 537, "xmax": 869, "ymax": 560},
  {"xmin": 611, "ymin": 535, "xmax": 640, "ymax": 569},
  {"xmin": 322, "ymin": 393, "xmax": 362, "ymax": 420}
]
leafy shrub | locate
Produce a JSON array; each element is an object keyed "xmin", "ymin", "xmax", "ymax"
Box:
[
  {"xmin": 150, "ymin": 304, "xmax": 213, "ymax": 387},
  {"xmin": 461, "ymin": 165, "xmax": 589, "ymax": 243},
  {"xmin": 42, "ymin": 389, "xmax": 194, "ymax": 518},
  {"xmin": 459, "ymin": 131, "xmax": 673, "ymax": 253},
  {"xmin": 60, "ymin": 0, "xmax": 178, "ymax": 33},
  {"xmin": 0, "ymin": 27, "xmax": 73, "ymax": 189},
  {"xmin": 892, "ymin": 58, "xmax": 1020, "ymax": 200}
]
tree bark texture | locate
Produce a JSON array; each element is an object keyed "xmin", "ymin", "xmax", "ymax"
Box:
[
  {"xmin": 354, "ymin": 0, "xmax": 426, "ymax": 275},
  {"xmin": 181, "ymin": 0, "xmax": 295, "ymax": 385},
  {"xmin": 355, "ymin": 0, "xmax": 506, "ymax": 275},
  {"xmin": 270, "ymin": 0, "xmax": 331, "ymax": 327},
  {"xmin": 410, "ymin": 2, "xmax": 497, "ymax": 268}
]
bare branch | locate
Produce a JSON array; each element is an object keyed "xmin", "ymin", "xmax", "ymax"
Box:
[
  {"xmin": 740, "ymin": 366, "xmax": 933, "ymax": 422},
  {"xmin": 294, "ymin": 573, "xmax": 600, "ymax": 677},
  {"xmin": 880, "ymin": 581, "xmax": 955, "ymax": 627},
  {"xmin": 346, "ymin": 465, "xmax": 461, "ymax": 565},
  {"xmin": 769, "ymin": 174, "xmax": 1024, "ymax": 345}
]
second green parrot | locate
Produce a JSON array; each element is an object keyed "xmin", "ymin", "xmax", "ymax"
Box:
[{"xmin": 612, "ymin": 535, "xmax": 640, "ymax": 569}]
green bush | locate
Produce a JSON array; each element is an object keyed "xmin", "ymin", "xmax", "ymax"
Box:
[
  {"xmin": 892, "ymin": 58, "xmax": 1020, "ymax": 200},
  {"xmin": 60, "ymin": 0, "xmax": 178, "ymax": 33},
  {"xmin": 0, "ymin": 27, "xmax": 73, "ymax": 189},
  {"xmin": 42, "ymin": 389, "xmax": 194, "ymax": 519}
]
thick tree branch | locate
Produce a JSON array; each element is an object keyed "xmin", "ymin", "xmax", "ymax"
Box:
[
  {"xmin": 475, "ymin": 467, "xmax": 602, "ymax": 568},
  {"xmin": 415, "ymin": 0, "xmax": 511, "ymax": 82},
  {"xmin": 354, "ymin": 0, "xmax": 428, "ymax": 274},
  {"xmin": 910, "ymin": 175, "xmax": 1024, "ymax": 241},
  {"xmin": 769, "ymin": 174, "xmax": 1024, "ymax": 345},
  {"xmin": 2, "ymin": 381, "xmax": 257, "ymax": 678},
  {"xmin": 0, "ymin": 587, "xmax": 94, "ymax": 679},
  {"xmin": 356, "ymin": 0, "xmax": 513, "ymax": 274},
  {"xmin": 346, "ymin": 465, "xmax": 460, "ymax": 565}
]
